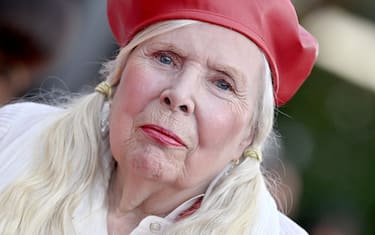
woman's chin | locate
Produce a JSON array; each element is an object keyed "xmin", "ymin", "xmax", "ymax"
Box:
[{"xmin": 127, "ymin": 146, "xmax": 180, "ymax": 182}]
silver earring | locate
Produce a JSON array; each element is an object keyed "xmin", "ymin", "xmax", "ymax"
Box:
[
  {"xmin": 224, "ymin": 160, "xmax": 239, "ymax": 176},
  {"xmin": 100, "ymin": 102, "xmax": 110, "ymax": 138}
]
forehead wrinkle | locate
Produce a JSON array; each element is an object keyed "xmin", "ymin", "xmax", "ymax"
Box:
[
  {"xmin": 147, "ymin": 24, "xmax": 262, "ymax": 87},
  {"xmin": 172, "ymin": 33, "xmax": 247, "ymax": 82},
  {"xmin": 146, "ymin": 41, "xmax": 188, "ymax": 57},
  {"xmin": 153, "ymin": 27, "xmax": 207, "ymax": 55}
]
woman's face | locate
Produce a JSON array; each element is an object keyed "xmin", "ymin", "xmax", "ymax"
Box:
[{"xmin": 109, "ymin": 22, "xmax": 264, "ymax": 189}]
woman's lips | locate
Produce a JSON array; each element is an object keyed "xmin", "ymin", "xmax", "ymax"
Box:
[{"xmin": 140, "ymin": 125, "xmax": 186, "ymax": 147}]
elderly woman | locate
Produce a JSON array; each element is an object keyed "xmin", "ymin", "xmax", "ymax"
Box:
[{"xmin": 0, "ymin": 0, "xmax": 317, "ymax": 234}]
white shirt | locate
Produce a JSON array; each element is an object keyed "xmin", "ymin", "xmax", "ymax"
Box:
[{"xmin": 0, "ymin": 102, "xmax": 308, "ymax": 235}]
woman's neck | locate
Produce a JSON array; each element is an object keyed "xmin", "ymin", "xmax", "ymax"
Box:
[{"xmin": 106, "ymin": 167, "xmax": 207, "ymax": 232}]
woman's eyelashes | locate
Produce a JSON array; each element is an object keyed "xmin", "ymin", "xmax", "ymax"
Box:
[
  {"xmin": 160, "ymin": 54, "xmax": 173, "ymax": 64},
  {"xmin": 153, "ymin": 51, "xmax": 180, "ymax": 67},
  {"xmin": 213, "ymin": 79, "xmax": 234, "ymax": 91},
  {"xmin": 211, "ymin": 70, "xmax": 236, "ymax": 93}
]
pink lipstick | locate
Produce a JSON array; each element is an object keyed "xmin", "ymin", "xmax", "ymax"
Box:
[{"xmin": 141, "ymin": 125, "xmax": 186, "ymax": 147}]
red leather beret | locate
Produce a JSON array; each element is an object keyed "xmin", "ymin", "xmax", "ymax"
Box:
[{"xmin": 107, "ymin": 0, "xmax": 318, "ymax": 105}]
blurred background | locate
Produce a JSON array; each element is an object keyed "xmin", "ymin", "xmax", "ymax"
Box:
[
  {"xmin": 0, "ymin": 0, "xmax": 374, "ymax": 234},
  {"xmin": 276, "ymin": 1, "xmax": 375, "ymax": 235}
]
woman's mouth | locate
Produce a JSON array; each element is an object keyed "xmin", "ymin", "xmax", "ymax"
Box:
[{"xmin": 140, "ymin": 124, "xmax": 186, "ymax": 147}]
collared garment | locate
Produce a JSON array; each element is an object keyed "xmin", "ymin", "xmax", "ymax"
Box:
[{"xmin": 0, "ymin": 102, "xmax": 308, "ymax": 235}]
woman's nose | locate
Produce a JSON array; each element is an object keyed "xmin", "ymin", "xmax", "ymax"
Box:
[{"xmin": 159, "ymin": 82, "xmax": 196, "ymax": 114}]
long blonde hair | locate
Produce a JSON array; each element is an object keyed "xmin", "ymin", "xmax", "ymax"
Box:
[{"xmin": 0, "ymin": 20, "xmax": 278, "ymax": 235}]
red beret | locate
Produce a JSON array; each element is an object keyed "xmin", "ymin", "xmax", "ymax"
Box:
[{"xmin": 107, "ymin": 0, "xmax": 318, "ymax": 105}]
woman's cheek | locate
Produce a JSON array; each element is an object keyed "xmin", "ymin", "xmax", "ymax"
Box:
[
  {"xmin": 116, "ymin": 67, "xmax": 158, "ymax": 114},
  {"xmin": 201, "ymin": 92, "xmax": 252, "ymax": 147}
]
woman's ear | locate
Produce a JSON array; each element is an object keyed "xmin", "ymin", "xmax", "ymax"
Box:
[
  {"xmin": 239, "ymin": 133, "xmax": 254, "ymax": 150},
  {"xmin": 240, "ymin": 119, "xmax": 258, "ymax": 149},
  {"xmin": 233, "ymin": 135, "xmax": 253, "ymax": 163}
]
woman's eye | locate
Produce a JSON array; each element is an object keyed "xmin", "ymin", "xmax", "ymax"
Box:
[
  {"xmin": 158, "ymin": 54, "xmax": 173, "ymax": 65},
  {"xmin": 214, "ymin": 79, "xmax": 233, "ymax": 91}
]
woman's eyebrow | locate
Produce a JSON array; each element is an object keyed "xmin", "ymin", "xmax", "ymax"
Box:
[
  {"xmin": 210, "ymin": 62, "xmax": 246, "ymax": 83},
  {"xmin": 147, "ymin": 42, "xmax": 187, "ymax": 57}
]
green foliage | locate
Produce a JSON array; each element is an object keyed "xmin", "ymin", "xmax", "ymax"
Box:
[{"xmin": 277, "ymin": 67, "xmax": 375, "ymax": 235}]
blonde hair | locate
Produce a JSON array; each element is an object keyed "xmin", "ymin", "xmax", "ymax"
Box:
[{"xmin": 0, "ymin": 20, "xmax": 278, "ymax": 235}]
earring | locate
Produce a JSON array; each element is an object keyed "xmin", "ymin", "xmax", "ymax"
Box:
[
  {"xmin": 232, "ymin": 158, "xmax": 240, "ymax": 165},
  {"xmin": 96, "ymin": 81, "xmax": 112, "ymax": 138},
  {"xmin": 229, "ymin": 158, "xmax": 240, "ymax": 172},
  {"xmin": 243, "ymin": 147, "xmax": 262, "ymax": 162},
  {"xmin": 100, "ymin": 102, "xmax": 110, "ymax": 138},
  {"xmin": 225, "ymin": 159, "xmax": 239, "ymax": 176}
]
